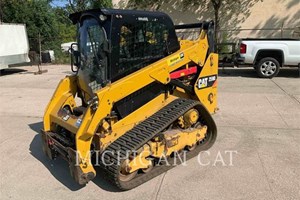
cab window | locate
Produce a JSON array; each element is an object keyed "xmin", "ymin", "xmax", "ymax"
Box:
[{"xmin": 116, "ymin": 21, "xmax": 169, "ymax": 79}]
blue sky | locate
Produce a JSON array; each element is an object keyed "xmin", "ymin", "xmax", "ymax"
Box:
[{"xmin": 50, "ymin": 0, "xmax": 68, "ymax": 7}]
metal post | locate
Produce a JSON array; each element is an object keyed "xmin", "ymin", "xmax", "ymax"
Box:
[
  {"xmin": 34, "ymin": 32, "xmax": 48, "ymax": 75},
  {"xmin": 39, "ymin": 32, "xmax": 42, "ymax": 64},
  {"xmin": 280, "ymin": 21, "xmax": 284, "ymax": 38}
]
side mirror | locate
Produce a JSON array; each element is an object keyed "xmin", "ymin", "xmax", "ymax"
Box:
[{"xmin": 70, "ymin": 43, "xmax": 79, "ymax": 72}]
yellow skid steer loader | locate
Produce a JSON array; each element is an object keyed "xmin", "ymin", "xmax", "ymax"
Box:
[{"xmin": 41, "ymin": 8, "xmax": 218, "ymax": 190}]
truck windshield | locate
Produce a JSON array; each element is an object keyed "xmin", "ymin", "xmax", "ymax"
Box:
[{"xmin": 78, "ymin": 17, "xmax": 108, "ymax": 92}]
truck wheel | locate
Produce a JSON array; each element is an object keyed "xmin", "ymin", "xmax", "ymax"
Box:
[{"xmin": 256, "ymin": 57, "xmax": 280, "ymax": 78}]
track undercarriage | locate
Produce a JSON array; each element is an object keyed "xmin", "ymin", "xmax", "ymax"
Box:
[{"xmin": 100, "ymin": 98, "xmax": 217, "ymax": 190}]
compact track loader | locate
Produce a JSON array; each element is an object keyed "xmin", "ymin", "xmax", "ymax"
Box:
[{"xmin": 41, "ymin": 8, "xmax": 218, "ymax": 190}]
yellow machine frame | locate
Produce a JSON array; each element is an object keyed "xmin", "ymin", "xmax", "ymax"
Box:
[{"xmin": 42, "ymin": 26, "xmax": 218, "ymax": 184}]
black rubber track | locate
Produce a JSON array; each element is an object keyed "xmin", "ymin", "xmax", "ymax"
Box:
[{"xmin": 100, "ymin": 98, "xmax": 217, "ymax": 190}]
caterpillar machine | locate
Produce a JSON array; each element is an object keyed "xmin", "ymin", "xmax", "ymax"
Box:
[{"xmin": 41, "ymin": 8, "xmax": 218, "ymax": 190}]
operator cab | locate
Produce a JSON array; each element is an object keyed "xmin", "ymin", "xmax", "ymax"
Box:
[{"xmin": 69, "ymin": 8, "xmax": 180, "ymax": 98}]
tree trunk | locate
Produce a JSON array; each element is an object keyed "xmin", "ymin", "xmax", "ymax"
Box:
[
  {"xmin": 211, "ymin": 0, "xmax": 221, "ymax": 51},
  {"xmin": 214, "ymin": 7, "xmax": 219, "ymax": 47}
]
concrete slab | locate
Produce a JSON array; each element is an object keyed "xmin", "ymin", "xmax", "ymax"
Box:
[{"xmin": 0, "ymin": 65, "xmax": 299, "ymax": 200}]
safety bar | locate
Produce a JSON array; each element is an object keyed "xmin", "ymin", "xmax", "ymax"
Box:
[{"xmin": 174, "ymin": 21, "xmax": 214, "ymax": 30}]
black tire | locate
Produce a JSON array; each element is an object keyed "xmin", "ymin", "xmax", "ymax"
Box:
[{"xmin": 255, "ymin": 57, "xmax": 280, "ymax": 78}]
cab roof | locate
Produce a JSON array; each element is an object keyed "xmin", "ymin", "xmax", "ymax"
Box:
[{"xmin": 69, "ymin": 8, "xmax": 172, "ymax": 24}]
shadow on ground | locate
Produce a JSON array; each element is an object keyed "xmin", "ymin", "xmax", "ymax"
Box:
[
  {"xmin": 218, "ymin": 67, "xmax": 300, "ymax": 78},
  {"xmin": 28, "ymin": 121, "xmax": 120, "ymax": 192},
  {"xmin": 0, "ymin": 68, "xmax": 27, "ymax": 76}
]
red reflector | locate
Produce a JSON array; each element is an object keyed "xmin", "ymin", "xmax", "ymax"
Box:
[
  {"xmin": 48, "ymin": 139, "xmax": 54, "ymax": 146},
  {"xmin": 240, "ymin": 43, "xmax": 247, "ymax": 54},
  {"xmin": 170, "ymin": 67, "xmax": 197, "ymax": 79}
]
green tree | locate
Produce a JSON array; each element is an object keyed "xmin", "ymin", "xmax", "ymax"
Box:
[
  {"xmin": 1, "ymin": 0, "xmax": 59, "ymax": 52},
  {"xmin": 53, "ymin": 7, "xmax": 76, "ymax": 43},
  {"xmin": 67, "ymin": 0, "xmax": 113, "ymax": 12}
]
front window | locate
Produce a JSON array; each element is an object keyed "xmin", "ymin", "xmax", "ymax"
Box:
[{"xmin": 78, "ymin": 17, "xmax": 108, "ymax": 92}]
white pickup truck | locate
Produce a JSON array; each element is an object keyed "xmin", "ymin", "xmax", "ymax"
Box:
[{"xmin": 236, "ymin": 38, "xmax": 300, "ymax": 78}]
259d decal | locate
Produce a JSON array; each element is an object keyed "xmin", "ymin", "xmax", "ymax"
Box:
[{"xmin": 196, "ymin": 75, "xmax": 217, "ymax": 89}]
